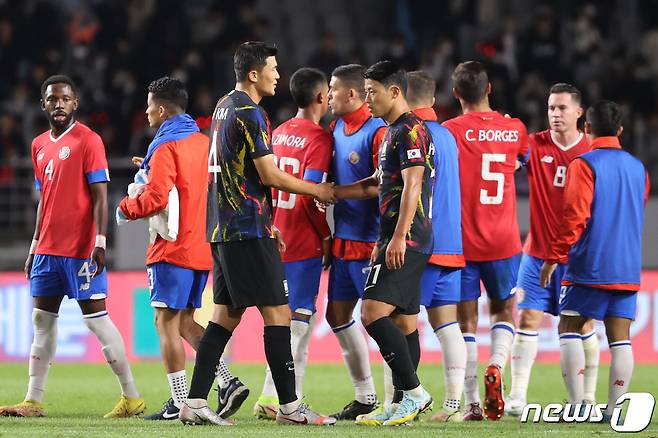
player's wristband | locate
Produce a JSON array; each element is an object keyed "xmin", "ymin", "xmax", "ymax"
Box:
[
  {"xmin": 29, "ymin": 239, "xmax": 38, "ymax": 255},
  {"xmin": 95, "ymin": 235, "xmax": 107, "ymax": 250}
]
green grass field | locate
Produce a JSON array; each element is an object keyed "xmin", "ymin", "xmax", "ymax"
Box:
[{"xmin": 0, "ymin": 362, "xmax": 656, "ymax": 437}]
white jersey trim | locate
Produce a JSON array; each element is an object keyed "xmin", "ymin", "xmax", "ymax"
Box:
[
  {"xmin": 549, "ymin": 131, "xmax": 583, "ymax": 152},
  {"xmin": 49, "ymin": 122, "xmax": 77, "ymax": 143}
]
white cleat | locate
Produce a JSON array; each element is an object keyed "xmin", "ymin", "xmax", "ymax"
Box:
[
  {"xmin": 179, "ymin": 400, "xmax": 234, "ymax": 426},
  {"xmin": 504, "ymin": 397, "xmax": 526, "ymax": 417}
]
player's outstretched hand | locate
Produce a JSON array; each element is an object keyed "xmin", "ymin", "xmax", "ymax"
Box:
[
  {"xmin": 24, "ymin": 254, "xmax": 34, "ymax": 279},
  {"xmin": 539, "ymin": 261, "xmax": 557, "ymax": 288},
  {"xmin": 314, "ymin": 182, "xmax": 336, "ymax": 204},
  {"xmin": 273, "ymin": 227, "xmax": 286, "ymax": 253},
  {"xmin": 385, "ymin": 235, "xmax": 406, "ymax": 270},
  {"xmin": 132, "ymin": 156, "xmax": 144, "ymax": 167},
  {"xmin": 91, "ymin": 247, "xmax": 106, "ymax": 277},
  {"xmin": 314, "ymin": 198, "xmax": 330, "ymax": 212}
]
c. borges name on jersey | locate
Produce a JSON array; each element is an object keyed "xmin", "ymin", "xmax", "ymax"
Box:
[
  {"xmin": 272, "ymin": 133, "xmax": 307, "ymax": 148},
  {"xmin": 465, "ymin": 129, "xmax": 519, "ymax": 142}
]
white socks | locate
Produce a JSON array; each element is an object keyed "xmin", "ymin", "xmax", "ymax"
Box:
[
  {"xmin": 216, "ymin": 358, "xmax": 235, "ymax": 387},
  {"xmin": 559, "ymin": 333, "xmax": 585, "ymax": 404},
  {"xmin": 25, "ymin": 309, "xmax": 58, "ymax": 403},
  {"xmin": 582, "ymin": 331, "xmax": 600, "ymax": 402},
  {"xmin": 490, "ymin": 322, "xmax": 514, "ymax": 370},
  {"xmin": 83, "ymin": 311, "xmax": 140, "ymax": 398},
  {"xmin": 383, "ymin": 361, "xmax": 394, "ymax": 406},
  {"xmin": 606, "ymin": 341, "xmax": 633, "ymax": 416},
  {"xmin": 509, "ymin": 330, "xmax": 539, "ymax": 401},
  {"xmin": 435, "ymin": 321, "xmax": 466, "ymax": 412},
  {"xmin": 290, "ymin": 317, "xmax": 314, "ymax": 398},
  {"xmin": 333, "ymin": 320, "xmax": 377, "ymax": 405},
  {"xmin": 167, "ymin": 370, "xmax": 188, "ymax": 407},
  {"xmin": 463, "ymin": 333, "xmax": 480, "ymax": 405}
]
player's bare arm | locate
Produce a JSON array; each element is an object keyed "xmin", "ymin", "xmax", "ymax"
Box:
[
  {"xmin": 24, "ymin": 196, "xmax": 43, "ymax": 279},
  {"xmin": 89, "ymin": 182, "xmax": 108, "ymax": 277},
  {"xmin": 253, "ymin": 154, "xmax": 336, "ymax": 204},
  {"xmin": 387, "ymin": 165, "xmax": 424, "ymax": 270},
  {"xmin": 334, "ymin": 170, "xmax": 379, "ymax": 200}
]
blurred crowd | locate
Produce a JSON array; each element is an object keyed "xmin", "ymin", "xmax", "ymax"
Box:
[{"xmin": 1, "ymin": 0, "xmax": 658, "ymax": 189}]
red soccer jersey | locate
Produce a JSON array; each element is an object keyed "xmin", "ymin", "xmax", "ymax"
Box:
[
  {"xmin": 271, "ymin": 118, "xmax": 332, "ymax": 262},
  {"xmin": 31, "ymin": 122, "xmax": 110, "ymax": 259},
  {"xmin": 523, "ymin": 129, "xmax": 591, "ymax": 259},
  {"xmin": 443, "ymin": 111, "xmax": 528, "ymax": 261}
]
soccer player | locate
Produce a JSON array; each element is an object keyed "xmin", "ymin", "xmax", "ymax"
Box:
[
  {"xmin": 179, "ymin": 42, "xmax": 336, "ymax": 426},
  {"xmin": 540, "ymin": 100, "xmax": 649, "ymax": 421},
  {"xmin": 325, "ymin": 64, "xmax": 386, "ymax": 420},
  {"xmin": 442, "ymin": 61, "xmax": 529, "ymax": 421},
  {"xmin": 335, "ymin": 60, "xmax": 434, "ymax": 426},
  {"xmin": 0, "ymin": 75, "xmax": 144, "ymax": 418},
  {"xmin": 118, "ymin": 77, "xmax": 248, "ymax": 421},
  {"xmin": 254, "ymin": 67, "xmax": 333, "ymax": 418},
  {"xmin": 506, "ymin": 83, "xmax": 599, "ymax": 416},
  {"xmin": 406, "ymin": 71, "xmax": 467, "ymax": 422}
]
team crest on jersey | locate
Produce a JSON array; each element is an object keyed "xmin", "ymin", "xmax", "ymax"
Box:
[
  {"xmin": 37, "ymin": 152, "xmax": 45, "ymax": 161},
  {"xmin": 349, "ymin": 151, "xmax": 360, "ymax": 164},
  {"xmin": 58, "ymin": 146, "xmax": 71, "ymax": 160},
  {"xmin": 541, "ymin": 155, "xmax": 554, "ymax": 164}
]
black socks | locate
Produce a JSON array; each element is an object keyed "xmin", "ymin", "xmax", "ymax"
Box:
[
  {"xmin": 188, "ymin": 321, "xmax": 232, "ymax": 399},
  {"xmin": 264, "ymin": 325, "xmax": 297, "ymax": 405}
]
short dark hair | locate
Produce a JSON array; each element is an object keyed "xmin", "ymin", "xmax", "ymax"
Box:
[
  {"xmin": 41, "ymin": 75, "xmax": 77, "ymax": 98},
  {"xmin": 364, "ymin": 60, "xmax": 407, "ymax": 97},
  {"xmin": 452, "ymin": 61, "xmax": 489, "ymax": 104},
  {"xmin": 586, "ymin": 100, "xmax": 623, "ymax": 137},
  {"xmin": 549, "ymin": 83, "xmax": 582, "ymax": 105},
  {"xmin": 234, "ymin": 41, "xmax": 278, "ymax": 82},
  {"xmin": 148, "ymin": 76, "xmax": 188, "ymax": 111},
  {"xmin": 406, "ymin": 71, "xmax": 435, "ymax": 107},
  {"xmin": 331, "ymin": 64, "xmax": 366, "ymax": 99},
  {"xmin": 289, "ymin": 67, "xmax": 327, "ymax": 108}
]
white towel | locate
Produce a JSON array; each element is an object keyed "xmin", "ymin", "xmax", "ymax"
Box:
[{"xmin": 116, "ymin": 169, "xmax": 179, "ymax": 243}]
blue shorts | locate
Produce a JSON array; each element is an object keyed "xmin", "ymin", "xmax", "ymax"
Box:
[
  {"xmin": 147, "ymin": 262, "xmax": 208, "ymax": 310},
  {"xmin": 421, "ymin": 265, "xmax": 461, "ymax": 308},
  {"xmin": 559, "ymin": 284, "xmax": 637, "ymax": 321},
  {"xmin": 31, "ymin": 254, "xmax": 108, "ymax": 300},
  {"xmin": 516, "ymin": 254, "xmax": 566, "ymax": 316},
  {"xmin": 284, "ymin": 257, "xmax": 322, "ymax": 315},
  {"xmin": 461, "ymin": 253, "xmax": 520, "ymax": 302},
  {"xmin": 328, "ymin": 258, "xmax": 369, "ymax": 302}
]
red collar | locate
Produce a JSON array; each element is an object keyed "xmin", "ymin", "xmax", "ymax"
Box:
[
  {"xmin": 412, "ymin": 107, "xmax": 437, "ymax": 122},
  {"xmin": 341, "ymin": 103, "xmax": 373, "ymax": 135},
  {"xmin": 590, "ymin": 136, "xmax": 621, "ymax": 149}
]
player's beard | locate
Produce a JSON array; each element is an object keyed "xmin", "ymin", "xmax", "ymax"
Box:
[{"xmin": 48, "ymin": 111, "xmax": 74, "ymax": 131}]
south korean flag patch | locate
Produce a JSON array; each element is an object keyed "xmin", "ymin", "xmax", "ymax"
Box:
[{"xmin": 406, "ymin": 149, "xmax": 421, "ymax": 160}]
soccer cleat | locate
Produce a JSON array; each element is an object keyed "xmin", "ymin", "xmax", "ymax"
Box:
[
  {"xmin": 0, "ymin": 400, "xmax": 46, "ymax": 417},
  {"xmin": 253, "ymin": 395, "xmax": 279, "ymax": 420},
  {"xmin": 355, "ymin": 404, "xmax": 396, "ymax": 426},
  {"xmin": 429, "ymin": 409, "xmax": 463, "ymax": 422},
  {"xmin": 484, "ymin": 364, "xmax": 505, "ymax": 420},
  {"xmin": 103, "ymin": 395, "xmax": 145, "ymax": 418},
  {"xmin": 179, "ymin": 400, "xmax": 234, "ymax": 426},
  {"xmin": 144, "ymin": 398, "xmax": 180, "ymax": 421},
  {"xmin": 216, "ymin": 378, "xmax": 250, "ymax": 418},
  {"xmin": 276, "ymin": 402, "xmax": 336, "ymax": 425},
  {"xmin": 330, "ymin": 399, "xmax": 378, "ymax": 420},
  {"xmin": 382, "ymin": 389, "xmax": 433, "ymax": 426},
  {"xmin": 504, "ymin": 397, "xmax": 525, "ymax": 417},
  {"xmin": 462, "ymin": 402, "xmax": 484, "ymax": 421}
]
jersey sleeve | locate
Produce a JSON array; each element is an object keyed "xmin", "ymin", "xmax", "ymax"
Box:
[
  {"xmin": 398, "ymin": 122, "xmax": 429, "ymax": 170},
  {"xmin": 241, "ymin": 107, "xmax": 273, "ymax": 159},
  {"xmin": 31, "ymin": 140, "xmax": 41, "ymax": 190},
  {"xmin": 546, "ymin": 158, "xmax": 594, "ymax": 263},
  {"xmin": 83, "ymin": 132, "xmax": 110, "ymax": 184},
  {"xmin": 119, "ymin": 144, "xmax": 176, "ymax": 220},
  {"xmin": 372, "ymin": 126, "xmax": 387, "ymax": 168},
  {"xmin": 303, "ymin": 132, "xmax": 332, "ymax": 183}
]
